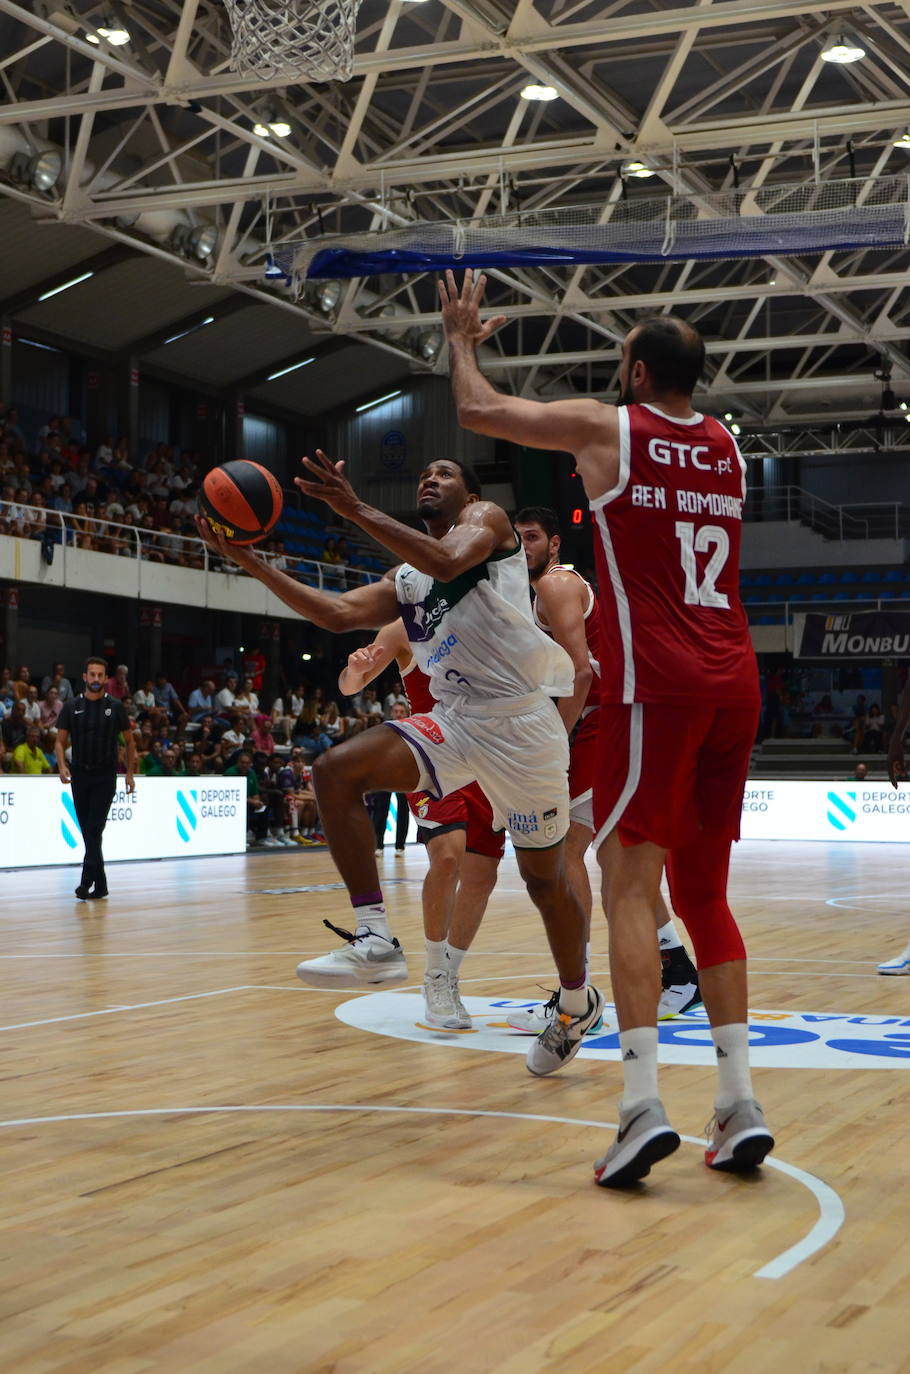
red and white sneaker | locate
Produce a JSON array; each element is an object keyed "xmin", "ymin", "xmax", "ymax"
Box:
[{"xmin": 705, "ymin": 1098, "xmax": 774, "ymax": 1171}]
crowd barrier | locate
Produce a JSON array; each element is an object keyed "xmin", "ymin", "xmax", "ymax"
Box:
[{"xmin": 0, "ymin": 776, "xmax": 246, "ymax": 868}]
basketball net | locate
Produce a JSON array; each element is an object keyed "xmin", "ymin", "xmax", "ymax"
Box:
[{"xmin": 223, "ymin": 0, "xmax": 362, "ymax": 82}]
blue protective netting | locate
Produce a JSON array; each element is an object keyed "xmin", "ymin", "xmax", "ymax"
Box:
[{"xmin": 264, "ymin": 175, "xmax": 910, "ymax": 281}]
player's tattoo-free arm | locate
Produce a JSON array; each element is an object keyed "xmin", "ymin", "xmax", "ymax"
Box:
[
  {"xmin": 339, "ymin": 620, "xmax": 411, "ymax": 696},
  {"xmin": 534, "ymin": 571, "xmax": 594, "ymax": 734},
  {"xmin": 195, "ymin": 515, "xmax": 399, "ymax": 631}
]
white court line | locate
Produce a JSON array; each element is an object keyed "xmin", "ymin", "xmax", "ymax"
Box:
[
  {"xmin": 0, "ymin": 986, "xmax": 253, "ymax": 1032},
  {"xmin": 0, "ymin": 1103, "xmax": 843, "ymax": 1281}
]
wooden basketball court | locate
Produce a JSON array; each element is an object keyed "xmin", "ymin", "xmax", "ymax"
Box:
[{"xmin": 2, "ymin": 838, "xmax": 909, "ymax": 1373}]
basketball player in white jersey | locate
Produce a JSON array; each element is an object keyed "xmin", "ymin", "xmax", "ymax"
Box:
[
  {"xmin": 506, "ymin": 507, "xmax": 702, "ymax": 1032},
  {"xmin": 338, "ymin": 618, "xmax": 502, "ymax": 1029},
  {"xmin": 197, "ymin": 453, "xmax": 603, "ymax": 1076}
]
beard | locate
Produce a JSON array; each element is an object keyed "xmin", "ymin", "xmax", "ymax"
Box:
[
  {"xmin": 416, "ymin": 498, "xmax": 440, "ymax": 520},
  {"xmin": 526, "ymin": 553, "xmax": 551, "ymax": 580}
]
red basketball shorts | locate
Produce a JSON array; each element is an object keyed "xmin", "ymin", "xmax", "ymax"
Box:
[
  {"xmin": 407, "ymin": 780, "xmax": 505, "ymax": 860},
  {"xmin": 593, "ymin": 701, "xmax": 759, "ymax": 851}
]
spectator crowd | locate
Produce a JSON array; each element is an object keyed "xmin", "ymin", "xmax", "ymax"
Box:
[
  {"xmin": 0, "ymin": 657, "xmax": 413, "ymax": 850},
  {"xmin": 0, "ymin": 402, "xmax": 377, "ymax": 583}
]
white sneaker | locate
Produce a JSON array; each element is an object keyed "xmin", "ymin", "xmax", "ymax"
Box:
[
  {"xmin": 507, "ymin": 988, "xmax": 605, "ymax": 1035},
  {"xmin": 526, "ymin": 986, "xmax": 604, "ymax": 1077},
  {"xmin": 447, "ymin": 972, "xmax": 471, "ymax": 1030},
  {"xmin": 261, "ymin": 836, "xmax": 279, "ymax": 848},
  {"xmin": 296, "ymin": 920, "xmax": 408, "ymax": 989},
  {"xmin": 423, "ymin": 971, "xmax": 462, "ymax": 1029},
  {"xmin": 878, "ymin": 943, "xmax": 910, "ymax": 975},
  {"xmin": 657, "ymin": 981, "xmax": 703, "ymax": 1019}
]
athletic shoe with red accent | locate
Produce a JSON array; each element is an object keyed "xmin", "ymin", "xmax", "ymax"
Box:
[
  {"xmin": 705, "ymin": 1098, "xmax": 774, "ymax": 1172},
  {"xmin": 593, "ymin": 1099, "xmax": 680, "ymax": 1188}
]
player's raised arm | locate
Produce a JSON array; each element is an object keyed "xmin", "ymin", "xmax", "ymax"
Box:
[
  {"xmin": 295, "ymin": 451, "xmax": 509, "ymax": 582},
  {"xmin": 439, "ymin": 269, "xmax": 616, "ymax": 469},
  {"xmin": 195, "ymin": 516, "xmax": 398, "ymax": 631}
]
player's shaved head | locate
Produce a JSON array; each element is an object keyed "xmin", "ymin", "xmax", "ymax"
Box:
[{"xmin": 624, "ymin": 315, "xmax": 705, "ymax": 398}]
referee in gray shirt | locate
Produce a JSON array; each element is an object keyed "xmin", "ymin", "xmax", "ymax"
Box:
[{"xmin": 56, "ymin": 656, "xmax": 136, "ymax": 900}]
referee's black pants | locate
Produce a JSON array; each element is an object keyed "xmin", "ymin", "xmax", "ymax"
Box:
[
  {"xmin": 70, "ymin": 769, "xmax": 117, "ymax": 889},
  {"xmin": 370, "ymin": 792, "xmax": 409, "ymax": 850}
]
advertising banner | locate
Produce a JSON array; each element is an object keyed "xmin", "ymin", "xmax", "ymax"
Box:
[
  {"xmin": 0, "ymin": 777, "xmax": 246, "ymax": 869},
  {"xmin": 741, "ymin": 779, "xmax": 910, "ymax": 843},
  {"xmin": 793, "ymin": 609, "xmax": 910, "ymax": 660}
]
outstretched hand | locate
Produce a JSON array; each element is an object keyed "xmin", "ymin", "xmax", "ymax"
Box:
[
  {"xmin": 194, "ymin": 515, "xmax": 258, "ymax": 572},
  {"xmin": 294, "ymin": 449, "xmax": 361, "ymax": 518},
  {"xmin": 438, "ymin": 268, "xmax": 507, "ymax": 347}
]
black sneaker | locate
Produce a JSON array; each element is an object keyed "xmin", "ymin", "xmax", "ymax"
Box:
[
  {"xmin": 659, "ymin": 950, "xmax": 703, "ymax": 1020},
  {"xmin": 74, "ymin": 885, "xmax": 91, "ymax": 900}
]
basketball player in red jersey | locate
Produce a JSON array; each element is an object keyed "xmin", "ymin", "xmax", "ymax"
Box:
[
  {"xmin": 339, "ymin": 618, "xmax": 503, "ymax": 1030},
  {"xmin": 441, "ymin": 268, "xmax": 773, "ymax": 1185},
  {"xmin": 508, "ymin": 507, "xmax": 701, "ymax": 1033}
]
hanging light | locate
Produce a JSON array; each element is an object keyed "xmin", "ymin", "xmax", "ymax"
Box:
[
  {"xmin": 416, "ymin": 329, "xmax": 442, "ymax": 362},
  {"xmin": 189, "ymin": 224, "xmax": 218, "ymax": 260},
  {"xmin": 253, "ymin": 112, "xmax": 292, "ymax": 138},
  {"xmin": 820, "ymin": 35, "xmax": 865, "ymax": 63},
  {"xmin": 893, "ymin": 131, "xmax": 910, "ymax": 149},
  {"xmin": 315, "ymin": 279, "xmax": 342, "ymax": 313},
  {"xmin": 86, "ymin": 14, "xmax": 130, "ymax": 44},
  {"xmin": 520, "ymin": 84, "xmax": 559, "ymax": 101},
  {"xmin": 622, "ymin": 160, "xmax": 655, "ymax": 178},
  {"xmin": 11, "ymin": 148, "xmax": 64, "ymax": 192}
]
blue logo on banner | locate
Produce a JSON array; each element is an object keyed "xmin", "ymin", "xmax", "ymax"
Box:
[
  {"xmin": 176, "ymin": 789, "xmax": 199, "ymax": 843},
  {"xmin": 61, "ymin": 792, "xmax": 82, "ymax": 849},
  {"xmin": 827, "ymin": 790, "xmax": 857, "ymax": 831}
]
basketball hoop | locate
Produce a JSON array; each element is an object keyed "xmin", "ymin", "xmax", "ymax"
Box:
[{"xmin": 223, "ymin": 0, "xmax": 362, "ymax": 82}]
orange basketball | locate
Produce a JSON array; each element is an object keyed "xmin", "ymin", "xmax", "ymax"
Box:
[{"xmin": 198, "ymin": 460, "xmax": 283, "ymax": 545}]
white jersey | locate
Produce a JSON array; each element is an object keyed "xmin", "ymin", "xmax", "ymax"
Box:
[{"xmin": 395, "ymin": 538, "xmax": 574, "ymax": 707}]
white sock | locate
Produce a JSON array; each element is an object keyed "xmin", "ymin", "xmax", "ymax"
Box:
[
  {"xmin": 354, "ymin": 902, "xmax": 390, "ymax": 940},
  {"xmin": 712, "ymin": 1023, "xmax": 753, "ymax": 1109},
  {"xmin": 656, "ymin": 920, "xmax": 683, "ymax": 951},
  {"xmin": 619, "ymin": 1026, "xmax": 659, "ymax": 1109},
  {"xmin": 425, "ymin": 937, "xmax": 448, "ymax": 974},
  {"xmin": 446, "ymin": 944, "xmax": 467, "ymax": 973},
  {"xmin": 558, "ymin": 981, "xmax": 589, "ymax": 1017}
]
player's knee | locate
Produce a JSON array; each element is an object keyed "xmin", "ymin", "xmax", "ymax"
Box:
[{"xmin": 683, "ymin": 903, "xmax": 746, "ymax": 968}]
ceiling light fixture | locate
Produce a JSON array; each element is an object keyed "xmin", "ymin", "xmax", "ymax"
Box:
[
  {"xmin": 188, "ymin": 224, "xmax": 218, "ymax": 260},
  {"xmin": 163, "ymin": 316, "xmax": 215, "ymax": 346},
  {"xmin": 416, "ymin": 329, "xmax": 442, "ymax": 362},
  {"xmin": 9, "ymin": 148, "xmax": 64, "ymax": 192},
  {"xmin": 820, "ymin": 34, "xmax": 865, "ymax": 63},
  {"xmin": 724, "ymin": 412, "xmax": 734, "ymax": 421},
  {"xmin": 315, "ymin": 279, "xmax": 342, "ymax": 313},
  {"xmin": 355, "ymin": 390, "xmax": 402, "ymax": 413},
  {"xmin": 730, "ymin": 423, "xmax": 742, "ymax": 436},
  {"xmin": 38, "ymin": 271, "xmax": 94, "ymax": 301},
  {"xmin": 267, "ymin": 357, "xmax": 315, "ymax": 381},
  {"xmin": 622, "ymin": 160, "xmax": 655, "ymax": 178},
  {"xmin": 86, "ymin": 15, "xmax": 130, "ymax": 44},
  {"xmin": 253, "ymin": 112, "xmax": 292, "ymax": 138},
  {"xmin": 893, "ymin": 131, "xmax": 910, "ymax": 149},
  {"xmin": 520, "ymin": 84, "xmax": 559, "ymax": 101}
]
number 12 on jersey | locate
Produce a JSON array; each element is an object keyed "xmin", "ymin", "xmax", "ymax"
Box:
[{"xmin": 675, "ymin": 521, "xmax": 731, "ymax": 609}]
